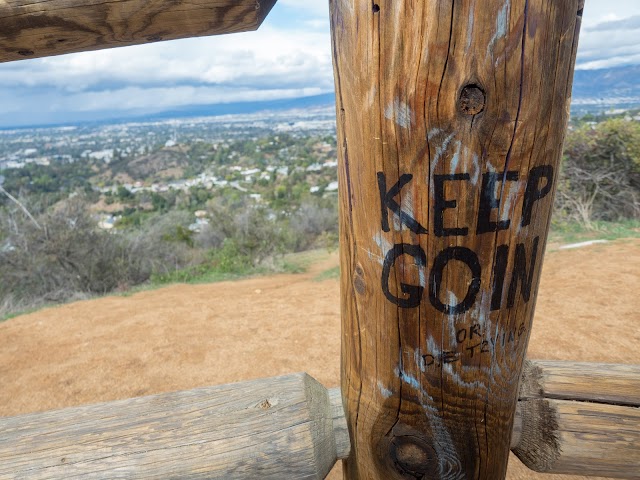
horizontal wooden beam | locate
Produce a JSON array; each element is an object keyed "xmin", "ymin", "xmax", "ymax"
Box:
[
  {"xmin": 0, "ymin": 373, "xmax": 349, "ymax": 480},
  {"xmin": 513, "ymin": 360, "xmax": 640, "ymax": 478},
  {"xmin": 514, "ymin": 399, "xmax": 640, "ymax": 479},
  {"xmin": 1, "ymin": 362, "xmax": 638, "ymax": 479},
  {"xmin": 0, "ymin": 0, "xmax": 278, "ymax": 63},
  {"xmin": 519, "ymin": 360, "xmax": 640, "ymax": 406}
]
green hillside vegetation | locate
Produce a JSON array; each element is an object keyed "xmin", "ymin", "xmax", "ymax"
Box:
[{"xmin": 1, "ymin": 117, "xmax": 639, "ymax": 319}]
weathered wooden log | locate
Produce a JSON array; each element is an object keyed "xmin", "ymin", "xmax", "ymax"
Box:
[
  {"xmin": 0, "ymin": 373, "xmax": 350, "ymax": 480},
  {"xmin": 1, "ymin": 361, "xmax": 639, "ymax": 479},
  {"xmin": 330, "ymin": 0, "xmax": 583, "ymax": 477},
  {"xmin": 519, "ymin": 360, "xmax": 640, "ymax": 406},
  {"xmin": 511, "ymin": 360, "xmax": 640, "ymax": 479},
  {"xmin": 0, "ymin": 0, "xmax": 277, "ymax": 63},
  {"xmin": 514, "ymin": 399, "xmax": 640, "ymax": 478}
]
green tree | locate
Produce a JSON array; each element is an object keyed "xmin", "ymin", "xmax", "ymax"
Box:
[{"xmin": 117, "ymin": 185, "xmax": 134, "ymax": 201}]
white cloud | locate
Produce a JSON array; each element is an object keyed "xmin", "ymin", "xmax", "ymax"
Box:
[
  {"xmin": 0, "ymin": 0, "xmax": 336, "ymax": 124},
  {"xmin": 52, "ymin": 85, "xmax": 325, "ymax": 113},
  {"xmin": 581, "ymin": 0, "xmax": 640, "ymax": 27},
  {"xmin": 577, "ymin": 10, "xmax": 640, "ymax": 69},
  {"xmin": 0, "ymin": 0, "xmax": 639, "ymax": 125},
  {"xmin": 1, "ymin": 25, "xmax": 333, "ymax": 91}
]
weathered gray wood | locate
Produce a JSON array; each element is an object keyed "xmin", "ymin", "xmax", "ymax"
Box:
[
  {"xmin": 512, "ymin": 359, "xmax": 640, "ymax": 479},
  {"xmin": 329, "ymin": 387, "xmax": 351, "ymax": 461},
  {"xmin": 1, "ymin": 363, "xmax": 639, "ymax": 479},
  {"xmin": 513, "ymin": 399, "xmax": 640, "ymax": 479},
  {"xmin": 0, "ymin": 0, "xmax": 277, "ymax": 63},
  {"xmin": 520, "ymin": 360, "xmax": 640, "ymax": 406},
  {"xmin": 0, "ymin": 373, "xmax": 349, "ymax": 480}
]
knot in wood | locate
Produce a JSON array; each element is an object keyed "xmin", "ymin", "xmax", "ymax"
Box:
[
  {"xmin": 353, "ymin": 264, "xmax": 366, "ymax": 295},
  {"xmin": 458, "ymin": 85, "xmax": 485, "ymax": 115},
  {"xmin": 389, "ymin": 436, "xmax": 437, "ymax": 478}
]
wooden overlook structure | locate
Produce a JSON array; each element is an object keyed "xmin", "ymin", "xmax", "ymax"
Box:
[{"xmin": 0, "ymin": 0, "xmax": 639, "ymax": 478}]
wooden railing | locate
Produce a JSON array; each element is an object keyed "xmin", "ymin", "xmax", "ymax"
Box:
[
  {"xmin": 0, "ymin": 374, "xmax": 350, "ymax": 479},
  {"xmin": 513, "ymin": 361, "xmax": 640, "ymax": 476},
  {"xmin": 0, "ymin": 0, "xmax": 277, "ymax": 63},
  {"xmin": 1, "ymin": 361, "xmax": 639, "ymax": 479},
  {"xmin": 2, "ymin": 0, "xmax": 639, "ymax": 479}
]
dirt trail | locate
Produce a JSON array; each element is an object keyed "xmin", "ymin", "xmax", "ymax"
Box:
[{"xmin": 1, "ymin": 240, "xmax": 639, "ymax": 480}]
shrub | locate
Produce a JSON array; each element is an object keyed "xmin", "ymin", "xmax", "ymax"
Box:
[
  {"xmin": 288, "ymin": 199, "xmax": 339, "ymax": 251},
  {"xmin": 200, "ymin": 198, "xmax": 288, "ymax": 266},
  {"xmin": 0, "ymin": 198, "xmax": 195, "ymax": 312},
  {"xmin": 556, "ymin": 119, "xmax": 640, "ymax": 225}
]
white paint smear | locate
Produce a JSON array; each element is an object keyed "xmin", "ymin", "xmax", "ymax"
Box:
[
  {"xmin": 366, "ymin": 86, "xmax": 376, "ymax": 108},
  {"xmin": 377, "ymin": 381, "xmax": 393, "ymax": 399},
  {"xmin": 384, "ymin": 99, "xmax": 412, "ymax": 129},
  {"xmin": 450, "ymin": 141, "xmax": 462, "ymax": 175},
  {"xmin": 432, "ymin": 132, "xmax": 456, "ymax": 170},
  {"xmin": 466, "ymin": 9, "xmax": 475, "ymax": 51},
  {"xmin": 487, "ymin": 0, "xmax": 510, "ymax": 59},
  {"xmin": 559, "ymin": 240, "xmax": 609, "ymax": 250},
  {"xmin": 470, "ymin": 153, "xmax": 480, "ymax": 186}
]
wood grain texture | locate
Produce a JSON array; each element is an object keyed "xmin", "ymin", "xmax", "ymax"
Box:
[
  {"xmin": 330, "ymin": 387, "xmax": 353, "ymax": 461},
  {"xmin": 513, "ymin": 399, "xmax": 640, "ymax": 479},
  {"xmin": 0, "ymin": 373, "xmax": 349, "ymax": 480},
  {"xmin": 520, "ymin": 360, "xmax": 640, "ymax": 406},
  {"xmin": 330, "ymin": 0, "xmax": 583, "ymax": 478},
  {"xmin": 0, "ymin": 0, "xmax": 277, "ymax": 63},
  {"xmin": 1, "ymin": 364, "xmax": 638, "ymax": 479},
  {"xmin": 513, "ymin": 360, "xmax": 640, "ymax": 478}
]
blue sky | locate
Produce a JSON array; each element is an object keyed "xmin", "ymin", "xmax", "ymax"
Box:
[{"xmin": 0, "ymin": 0, "xmax": 639, "ymax": 127}]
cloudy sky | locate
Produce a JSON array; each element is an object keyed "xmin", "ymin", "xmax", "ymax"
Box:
[{"xmin": 0, "ymin": 0, "xmax": 639, "ymax": 127}]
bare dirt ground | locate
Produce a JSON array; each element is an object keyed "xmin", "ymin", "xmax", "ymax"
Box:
[{"xmin": 1, "ymin": 239, "xmax": 639, "ymax": 479}]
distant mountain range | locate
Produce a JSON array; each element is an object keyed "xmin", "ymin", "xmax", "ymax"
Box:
[
  {"xmin": 572, "ymin": 65, "xmax": 640, "ymax": 113},
  {"xmin": 0, "ymin": 93, "xmax": 338, "ymax": 130},
  {"xmin": 2, "ymin": 66, "xmax": 639, "ymax": 129},
  {"xmin": 144, "ymin": 93, "xmax": 337, "ymax": 122},
  {"xmin": 143, "ymin": 65, "xmax": 640, "ymax": 121}
]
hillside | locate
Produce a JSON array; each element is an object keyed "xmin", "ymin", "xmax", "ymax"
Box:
[{"xmin": 125, "ymin": 146, "xmax": 189, "ymax": 180}]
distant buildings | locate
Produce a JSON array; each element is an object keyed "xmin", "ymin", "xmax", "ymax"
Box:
[{"xmin": 87, "ymin": 149, "xmax": 114, "ymax": 163}]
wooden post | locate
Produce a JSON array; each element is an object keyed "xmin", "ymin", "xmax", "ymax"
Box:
[
  {"xmin": 0, "ymin": 0, "xmax": 277, "ymax": 63},
  {"xmin": 331, "ymin": 0, "xmax": 583, "ymax": 478}
]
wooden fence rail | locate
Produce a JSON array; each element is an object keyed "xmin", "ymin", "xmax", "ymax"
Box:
[
  {"xmin": 513, "ymin": 361, "xmax": 640, "ymax": 478},
  {"xmin": 0, "ymin": 0, "xmax": 277, "ymax": 63},
  {"xmin": 0, "ymin": 373, "xmax": 350, "ymax": 480},
  {"xmin": 1, "ymin": 361, "xmax": 639, "ymax": 479}
]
